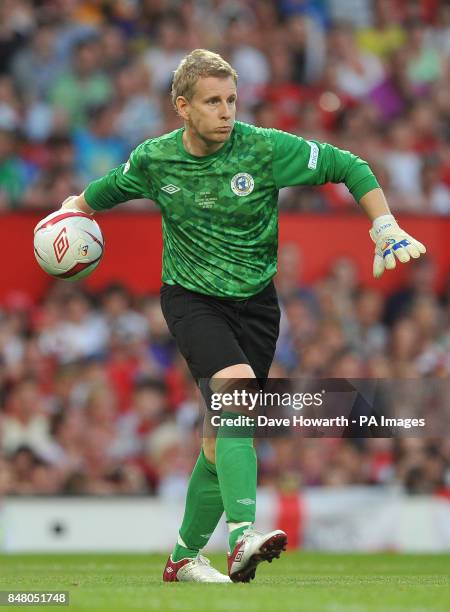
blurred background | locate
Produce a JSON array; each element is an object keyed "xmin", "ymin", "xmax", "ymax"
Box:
[{"xmin": 0, "ymin": 0, "xmax": 449, "ymax": 553}]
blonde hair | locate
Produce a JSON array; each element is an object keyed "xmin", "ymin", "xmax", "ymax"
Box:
[{"xmin": 171, "ymin": 49, "xmax": 238, "ymax": 109}]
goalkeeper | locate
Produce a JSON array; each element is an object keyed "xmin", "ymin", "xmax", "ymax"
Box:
[{"xmin": 61, "ymin": 49, "xmax": 426, "ymax": 583}]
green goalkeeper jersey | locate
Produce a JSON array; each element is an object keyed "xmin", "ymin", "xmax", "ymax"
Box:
[{"xmin": 84, "ymin": 121, "xmax": 379, "ymax": 298}]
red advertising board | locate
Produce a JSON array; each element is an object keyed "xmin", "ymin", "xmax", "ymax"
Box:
[{"xmin": 1, "ymin": 213, "xmax": 448, "ymax": 302}]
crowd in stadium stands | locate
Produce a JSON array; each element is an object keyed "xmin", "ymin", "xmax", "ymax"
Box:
[
  {"xmin": 1, "ymin": 251, "xmax": 449, "ymax": 497},
  {"xmin": 0, "ymin": 0, "xmax": 448, "ymax": 212}
]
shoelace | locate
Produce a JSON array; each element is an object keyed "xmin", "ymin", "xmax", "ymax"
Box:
[
  {"xmin": 183, "ymin": 555, "xmax": 225, "ymax": 579},
  {"xmin": 241, "ymin": 528, "xmax": 262, "ymax": 542},
  {"xmin": 196, "ymin": 555, "xmax": 211, "ymax": 567}
]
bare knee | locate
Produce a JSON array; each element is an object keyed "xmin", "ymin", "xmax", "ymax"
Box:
[
  {"xmin": 210, "ymin": 363, "xmax": 255, "ymax": 393},
  {"xmin": 202, "ymin": 364, "xmax": 256, "ymax": 461}
]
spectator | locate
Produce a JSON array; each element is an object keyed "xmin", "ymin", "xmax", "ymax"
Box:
[
  {"xmin": 38, "ymin": 290, "xmax": 109, "ymax": 363},
  {"xmin": 99, "ymin": 24, "xmax": 129, "ymax": 74},
  {"xmin": 21, "ymin": 133, "xmax": 81, "ymax": 208},
  {"xmin": 224, "ymin": 16, "xmax": 270, "ymax": 115},
  {"xmin": 285, "ymin": 14, "xmax": 326, "ymax": 86},
  {"xmin": 112, "ymin": 378, "xmax": 167, "ymax": 459},
  {"xmin": 114, "ymin": 61, "xmax": 163, "ymax": 148},
  {"xmin": 8, "ymin": 446, "xmax": 42, "ymax": 494},
  {"xmin": 329, "ymin": 23, "xmax": 385, "ymax": 99},
  {"xmin": 0, "ymin": 76, "xmax": 21, "ymax": 131},
  {"xmin": 352, "ymin": 287, "xmax": 387, "ymax": 357},
  {"xmin": 142, "ymin": 16, "xmax": 188, "ymax": 94},
  {"xmin": 326, "ymin": 0, "xmax": 372, "ymax": 29},
  {"xmin": 0, "ymin": 129, "xmax": 30, "ymax": 209},
  {"xmin": 101, "ymin": 283, "xmax": 149, "ymax": 343},
  {"xmin": 384, "ymin": 119, "xmax": 422, "ymax": 208},
  {"xmin": 22, "ymin": 167, "xmax": 81, "ymax": 210},
  {"xmin": 11, "ymin": 23, "xmax": 66, "ymax": 102},
  {"xmin": 356, "ymin": 0, "xmax": 406, "ymax": 58},
  {"xmin": 1, "ymin": 378, "xmax": 54, "ymax": 460},
  {"xmin": 73, "ymin": 102, "xmax": 127, "ymax": 183},
  {"xmin": 404, "ymin": 18, "xmax": 448, "ymax": 88},
  {"xmin": 49, "ymin": 37, "xmax": 112, "ymax": 130},
  {"xmin": 409, "ymin": 100, "xmax": 440, "ymax": 155},
  {"xmin": 262, "ymin": 43, "xmax": 304, "ymax": 132},
  {"xmin": 0, "ymin": 454, "xmax": 14, "ymax": 494},
  {"xmin": 145, "ymin": 420, "xmax": 192, "ymax": 499},
  {"xmin": 421, "ymin": 160, "xmax": 450, "ymax": 214},
  {"xmin": 0, "ymin": 0, "xmax": 34, "ymax": 75},
  {"xmin": 384, "ymin": 256, "xmax": 437, "ymax": 326}
]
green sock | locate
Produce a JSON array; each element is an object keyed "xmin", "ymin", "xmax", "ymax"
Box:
[
  {"xmin": 215, "ymin": 411, "xmax": 257, "ymax": 552},
  {"xmin": 171, "ymin": 448, "xmax": 224, "ymax": 562},
  {"xmin": 228, "ymin": 523, "xmax": 252, "ymax": 551}
]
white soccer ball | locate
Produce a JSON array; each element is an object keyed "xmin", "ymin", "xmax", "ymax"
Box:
[{"xmin": 33, "ymin": 209, "xmax": 104, "ymax": 281}]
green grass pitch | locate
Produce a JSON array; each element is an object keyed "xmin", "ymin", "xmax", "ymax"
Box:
[{"xmin": 1, "ymin": 552, "xmax": 449, "ymax": 611}]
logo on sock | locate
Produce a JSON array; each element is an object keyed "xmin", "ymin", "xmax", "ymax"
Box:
[
  {"xmin": 200, "ymin": 533, "xmax": 213, "ymax": 539},
  {"xmin": 236, "ymin": 498, "xmax": 255, "ymax": 505}
]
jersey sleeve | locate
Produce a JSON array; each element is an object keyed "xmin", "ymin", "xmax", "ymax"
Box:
[
  {"xmin": 84, "ymin": 142, "xmax": 152, "ymax": 211},
  {"xmin": 270, "ymin": 129, "xmax": 379, "ymax": 202}
]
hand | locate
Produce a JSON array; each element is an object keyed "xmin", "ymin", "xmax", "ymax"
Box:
[
  {"xmin": 60, "ymin": 193, "xmax": 94, "ymax": 215},
  {"xmin": 369, "ymin": 214, "xmax": 426, "ymax": 278},
  {"xmin": 60, "ymin": 195, "xmax": 79, "ymax": 210}
]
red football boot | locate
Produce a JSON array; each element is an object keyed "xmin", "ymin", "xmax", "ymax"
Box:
[
  {"xmin": 227, "ymin": 528, "xmax": 287, "ymax": 583},
  {"xmin": 163, "ymin": 554, "xmax": 232, "ymax": 583}
]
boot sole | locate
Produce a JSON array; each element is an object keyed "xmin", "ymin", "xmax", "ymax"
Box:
[{"xmin": 230, "ymin": 533, "xmax": 288, "ymax": 583}]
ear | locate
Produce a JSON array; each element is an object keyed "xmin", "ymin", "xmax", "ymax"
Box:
[{"xmin": 176, "ymin": 96, "xmax": 190, "ymax": 120}]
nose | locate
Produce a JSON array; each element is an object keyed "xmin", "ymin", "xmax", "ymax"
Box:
[{"xmin": 219, "ymin": 100, "xmax": 231, "ymax": 120}]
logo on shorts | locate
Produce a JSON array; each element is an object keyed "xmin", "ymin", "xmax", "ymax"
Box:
[{"xmin": 231, "ymin": 173, "xmax": 254, "ymax": 197}]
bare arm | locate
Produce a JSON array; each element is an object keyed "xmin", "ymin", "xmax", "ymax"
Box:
[
  {"xmin": 358, "ymin": 187, "xmax": 391, "ymax": 221},
  {"xmin": 60, "ymin": 193, "xmax": 95, "ymax": 215}
]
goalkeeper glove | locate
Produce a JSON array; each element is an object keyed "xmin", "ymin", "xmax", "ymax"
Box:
[
  {"xmin": 369, "ymin": 214, "xmax": 426, "ymax": 279},
  {"xmin": 60, "ymin": 194, "xmax": 94, "ymax": 215}
]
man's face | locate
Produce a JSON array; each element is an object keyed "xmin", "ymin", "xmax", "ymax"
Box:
[{"xmin": 178, "ymin": 76, "xmax": 237, "ymax": 145}]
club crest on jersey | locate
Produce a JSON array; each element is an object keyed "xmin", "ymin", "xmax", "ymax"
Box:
[{"xmin": 231, "ymin": 173, "xmax": 254, "ymax": 197}]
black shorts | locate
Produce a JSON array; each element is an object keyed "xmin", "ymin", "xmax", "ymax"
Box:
[{"xmin": 160, "ymin": 280, "xmax": 281, "ymax": 381}]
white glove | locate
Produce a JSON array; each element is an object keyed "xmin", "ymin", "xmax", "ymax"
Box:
[
  {"xmin": 59, "ymin": 194, "xmax": 95, "ymax": 216},
  {"xmin": 369, "ymin": 214, "xmax": 426, "ymax": 279},
  {"xmin": 60, "ymin": 194, "xmax": 90, "ymax": 212}
]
